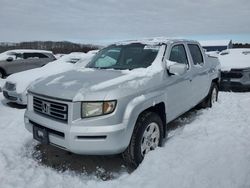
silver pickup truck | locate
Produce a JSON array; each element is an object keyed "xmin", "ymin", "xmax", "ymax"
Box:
[{"xmin": 24, "ymin": 38, "xmax": 220, "ymax": 167}]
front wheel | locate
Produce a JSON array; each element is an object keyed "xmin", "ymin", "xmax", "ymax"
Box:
[{"xmin": 122, "ymin": 111, "xmax": 164, "ymax": 168}]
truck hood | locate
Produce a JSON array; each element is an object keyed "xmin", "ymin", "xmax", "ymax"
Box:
[
  {"xmin": 29, "ymin": 66, "xmax": 163, "ymax": 102},
  {"xmin": 29, "ymin": 46, "xmax": 165, "ymax": 102}
]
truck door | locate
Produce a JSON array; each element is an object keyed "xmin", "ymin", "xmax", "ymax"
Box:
[
  {"xmin": 187, "ymin": 44, "xmax": 210, "ymax": 104},
  {"xmin": 165, "ymin": 44, "xmax": 194, "ymax": 122}
]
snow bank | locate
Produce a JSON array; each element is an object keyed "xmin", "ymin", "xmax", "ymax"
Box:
[
  {"xmin": 218, "ymin": 48, "xmax": 250, "ymax": 71},
  {"xmin": 0, "ymin": 92, "xmax": 250, "ymax": 188}
]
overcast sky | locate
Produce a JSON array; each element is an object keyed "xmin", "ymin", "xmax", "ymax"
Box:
[{"xmin": 0, "ymin": 0, "xmax": 250, "ymax": 44}]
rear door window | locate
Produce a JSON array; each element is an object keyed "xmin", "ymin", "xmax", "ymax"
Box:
[
  {"xmin": 188, "ymin": 44, "xmax": 204, "ymax": 65},
  {"xmin": 169, "ymin": 44, "xmax": 189, "ymax": 65}
]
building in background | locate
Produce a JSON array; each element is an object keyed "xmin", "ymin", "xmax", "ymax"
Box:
[{"xmin": 199, "ymin": 40, "xmax": 233, "ymax": 52}]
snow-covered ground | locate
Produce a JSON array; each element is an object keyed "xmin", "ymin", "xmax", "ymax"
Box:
[{"xmin": 0, "ymin": 92, "xmax": 250, "ymax": 188}]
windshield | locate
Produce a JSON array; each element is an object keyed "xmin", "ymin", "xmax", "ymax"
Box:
[{"xmin": 87, "ymin": 43, "xmax": 160, "ymax": 70}]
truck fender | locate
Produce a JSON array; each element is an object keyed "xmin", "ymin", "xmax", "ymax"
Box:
[{"xmin": 122, "ymin": 92, "xmax": 166, "ymax": 147}]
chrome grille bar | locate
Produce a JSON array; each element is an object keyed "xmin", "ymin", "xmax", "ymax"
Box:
[{"xmin": 33, "ymin": 96, "xmax": 68, "ymax": 122}]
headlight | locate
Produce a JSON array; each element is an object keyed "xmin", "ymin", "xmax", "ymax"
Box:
[
  {"xmin": 81, "ymin": 101, "xmax": 117, "ymax": 118},
  {"xmin": 5, "ymin": 82, "xmax": 16, "ymax": 91}
]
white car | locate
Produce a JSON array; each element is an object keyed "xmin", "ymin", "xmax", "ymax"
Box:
[
  {"xmin": 2, "ymin": 52, "xmax": 94, "ymax": 105},
  {"xmin": 218, "ymin": 48, "xmax": 250, "ymax": 91}
]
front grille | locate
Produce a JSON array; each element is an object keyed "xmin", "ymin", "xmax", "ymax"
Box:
[
  {"xmin": 5, "ymin": 82, "xmax": 16, "ymax": 91},
  {"xmin": 33, "ymin": 96, "xmax": 68, "ymax": 122},
  {"xmin": 221, "ymin": 71, "xmax": 243, "ymax": 79}
]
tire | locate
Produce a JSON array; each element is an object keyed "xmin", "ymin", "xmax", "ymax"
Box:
[
  {"xmin": 122, "ymin": 111, "xmax": 164, "ymax": 168},
  {"xmin": 200, "ymin": 82, "xmax": 219, "ymax": 108}
]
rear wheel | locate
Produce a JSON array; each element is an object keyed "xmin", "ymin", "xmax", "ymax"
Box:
[
  {"xmin": 200, "ymin": 82, "xmax": 219, "ymax": 108},
  {"xmin": 122, "ymin": 111, "xmax": 164, "ymax": 168}
]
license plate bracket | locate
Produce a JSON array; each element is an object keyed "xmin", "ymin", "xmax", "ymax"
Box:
[{"xmin": 33, "ymin": 125, "xmax": 49, "ymax": 144}]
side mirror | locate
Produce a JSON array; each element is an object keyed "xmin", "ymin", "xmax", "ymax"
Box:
[
  {"xmin": 166, "ymin": 60, "xmax": 188, "ymax": 75},
  {"xmin": 6, "ymin": 57, "xmax": 14, "ymax": 62}
]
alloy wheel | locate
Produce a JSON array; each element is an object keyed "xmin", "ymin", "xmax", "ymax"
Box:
[{"xmin": 141, "ymin": 122, "xmax": 160, "ymax": 156}]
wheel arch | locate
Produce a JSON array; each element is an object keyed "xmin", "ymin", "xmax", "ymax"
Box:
[
  {"xmin": 124, "ymin": 94, "xmax": 167, "ymax": 141},
  {"xmin": 212, "ymin": 77, "xmax": 220, "ymax": 87},
  {"xmin": 140, "ymin": 102, "xmax": 167, "ymax": 137}
]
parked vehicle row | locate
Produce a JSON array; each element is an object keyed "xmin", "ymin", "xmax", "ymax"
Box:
[
  {"xmin": 22, "ymin": 38, "xmax": 221, "ymax": 167},
  {"xmin": 2, "ymin": 52, "xmax": 94, "ymax": 105}
]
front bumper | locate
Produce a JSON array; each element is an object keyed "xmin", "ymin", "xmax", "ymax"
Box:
[
  {"xmin": 220, "ymin": 81, "xmax": 250, "ymax": 91},
  {"xmin": 2, "ymin": 90, "xmax": 27, "ymax": 105},
  {"xmin": 24, "ymin": 111, "xmax": 129, "ymax": 155}
]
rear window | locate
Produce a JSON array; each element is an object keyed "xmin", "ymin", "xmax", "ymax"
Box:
[{"xmin": 188, "ymin": 44, "xmax": 204, "ymax": 65}]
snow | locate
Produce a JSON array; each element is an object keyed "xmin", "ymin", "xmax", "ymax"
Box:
[
  {"xmin": 62, "ymin": 80, "xmax": 78, "ymax": 88},
  {"xmin": 116, "ymin": 37, "xmax": 194, "ymax": 46},
  {"xmin": 218, "ymin": 48, "xmax": 250, "ymax": 71},
  {"xmin": 46, "ymin": 75, "xmax": 65, "ymax": 86},
  {"xmin": 2, "ymin": 49, "xmax": 53, "ymax": 54},
  {"xmin": 87, "ymin": 50, "xmax": 99, "ymax": 55},
  {"xmin": 205, "ymin": 51, "xmax": 219, "ymax": 57},
  {"xmin": 199, "ymin": 40, "xmax": 231, "ymax": 47},
  {"xmin": 0, "ymin": 92, "xmax": 250, "ymax": 188},
  {"xmin": 5, "ymin": 52, "xmax": 93, "ymax": 93},
  {"xmin": 54, "ymin": 54, "xmax": 66, "ymax": 59}
]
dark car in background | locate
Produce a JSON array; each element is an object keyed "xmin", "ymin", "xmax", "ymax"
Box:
[
  {"xmin": 0, "ymin": 49, "xmax": 56, "ymax": 78},
  {"xmin": 218, "ymin": 49, "xmax": 250, "ymax": 91}
]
